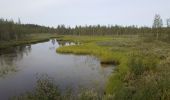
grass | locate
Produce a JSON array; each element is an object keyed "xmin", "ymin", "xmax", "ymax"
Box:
[
  {"xmin": 56, "ymin": 35, "xmax": 170, "ymax": 100},
  {"xmin": 56, "ymin": 36, "xmax": 129, "ymax": 65}
]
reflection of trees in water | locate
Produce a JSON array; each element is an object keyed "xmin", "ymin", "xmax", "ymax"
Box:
[
  {"xmin": 0, "ymin": 45, "xmax": 31, "ymax": 77},
  {"xmin": 57, "ymin": 40, "xmax": 68, "ymax": 46},
  {"xmin": 72, "ymin": 55, "xmax": 113, "ymax": 78},
  {"xmin": 56, "ymin": 40, "xmax": 78, "ymax": 46},
  {"xmin": 82, "ymin": 56, "xmax": 114, "ymax": 78},
  {"xmin": 51, "ymin": 39, "xmax": 56, "ymax": 45}
]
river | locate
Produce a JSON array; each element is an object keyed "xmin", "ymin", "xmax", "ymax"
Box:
[{"xmin": 0, "ymin": 39, "xmax": 114, "ymax": 99}]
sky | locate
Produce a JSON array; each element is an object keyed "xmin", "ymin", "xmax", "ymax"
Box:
[{"xmin": 0, "ymin": 0, "xmax": 170, "ymax": 27}]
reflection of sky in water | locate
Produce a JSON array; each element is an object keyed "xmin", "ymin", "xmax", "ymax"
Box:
[{"xmin": 0, "ymin": 39, "xmax": 114, "ymax": 100}]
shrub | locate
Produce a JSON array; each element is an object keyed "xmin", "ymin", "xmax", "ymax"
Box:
[{"xmin": 128, "ymin": 54, "xmax": 157, "ymax": 76}]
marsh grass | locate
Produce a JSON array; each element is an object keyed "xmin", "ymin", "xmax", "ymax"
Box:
[
  {"xmin": 56, "ymin": 35, "xmax": 170, "ymax": 100},
  {"xmin": 0, "ymin": 64, "xmax": 17, "ymax": 77},
  {"xmin": 9, "ymin": 35, "xmax": 170, "ymax": 100},
  {"xmin": 12, "ymin": 75, "xmax": 114, "ymax": 100}
]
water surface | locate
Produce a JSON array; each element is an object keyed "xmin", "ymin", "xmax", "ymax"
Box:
[{"xmin": 0, "ymin": 39, "xmax": 114, "ymax": 99}]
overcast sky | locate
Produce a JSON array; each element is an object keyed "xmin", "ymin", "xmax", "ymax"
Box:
[{"xmin": 0, "ymin": 0, "xmax": 170, "ymax": 27}]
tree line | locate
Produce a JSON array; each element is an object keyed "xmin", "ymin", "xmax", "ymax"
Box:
[
  {"xmin": 56, "ymin": 14, "xmax": 170, "ymax": 36},
  {"xmin": 56, "ymin": 24, "xmax": 169, "ymax": 35},
  {"xmin": 1, "ymin": 14, "xmax": 170, "ymax": 41},
  {"xmin": 55, "ymin": 14, "xmax": 170, "ymax": 42}
]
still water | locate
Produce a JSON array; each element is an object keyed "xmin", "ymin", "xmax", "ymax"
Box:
[{"xmin": 0, "ymin": 39, "xmax": 114, "ymax": 99}]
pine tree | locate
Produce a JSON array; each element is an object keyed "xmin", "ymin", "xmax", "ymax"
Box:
[
  {"xmin": 152, "ymin": 14, "xmax": 163, "ymax": 39},
  {"xmin": 167, "ymin": 18, "xmax": 170, "ymax": 27}
]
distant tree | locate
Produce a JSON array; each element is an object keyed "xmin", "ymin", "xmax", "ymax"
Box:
[
  {"xmin": 153, "ymin": 14, "xmax": 163, "ymax": 28},
  {"xmin": 18, "ymin": 18, "xmax": 21, "ymax": 24},
  {"xmin": 167, "ymin": 18, "xmax": 170, "ymax": 27},
  {"xmin": 152, "ymin": 14, "xmax": 163, "ymax": 39}
]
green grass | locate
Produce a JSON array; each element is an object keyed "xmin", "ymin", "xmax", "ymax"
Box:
[
  {"xmin": 56, "ymin": 35, "xmax": 170, "ymax": 100},
  {"xmin": 56, "ymin": 36, "xmax": 131, "ymax": 64}
]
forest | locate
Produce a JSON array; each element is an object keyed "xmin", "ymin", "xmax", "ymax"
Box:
[
  {"xmin": 1, "ymin": 16, "xmax": 170, "ymax": 42},
  {"xmin": 0, "ymin": 18, "xmax": 56, "ymax": 41}
]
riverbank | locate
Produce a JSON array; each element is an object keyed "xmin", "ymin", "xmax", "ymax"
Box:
[
  {"xmin": 0, "ymin": 33, "xmax": 59, "ymax": 50},
  {"xmin": 56, "ymin": 35, "xmax": 170, "ymax": 100}
]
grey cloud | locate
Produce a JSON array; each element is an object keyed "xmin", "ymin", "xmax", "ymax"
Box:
[{"xmin": 0, "ymin": 0, "xmax": 169, "ymax": 27}]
